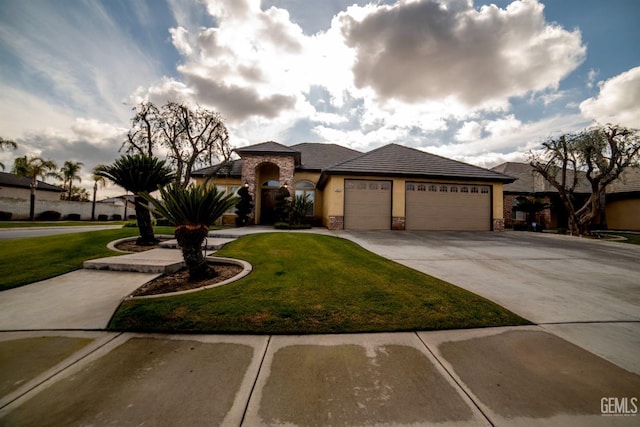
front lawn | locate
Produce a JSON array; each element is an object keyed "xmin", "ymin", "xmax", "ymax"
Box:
[
  {"xmin": 109, "ymin": 233, "xmax": 530, "ymax": 334},
  {"xmin": 0, "ymin": 227, "xmax": 174, "ymax": 291}
]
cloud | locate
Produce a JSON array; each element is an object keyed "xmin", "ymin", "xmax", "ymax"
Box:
[
  {"xmin": 579, "ymin": 66, "xmax": 640, "ymax": 128},
  {"xmin": 340, "ymin": 0, "xmax": 585, "ymax": 107}
]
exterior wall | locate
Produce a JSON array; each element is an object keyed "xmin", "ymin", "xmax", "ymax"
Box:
[
  {"xmin": 0, "ymin": 197, "xmax": 127, "ymax": 220},
  {"xmin": 322, "ymin": 175, "xmax": 506, "ymax": 230},
  {"xmin": 0, "ymin": 187, "xmax": 62, "ymax": 202},
  {"xmin": 606, "ymin": 198, "xmax": 640, "ymax": 231}
]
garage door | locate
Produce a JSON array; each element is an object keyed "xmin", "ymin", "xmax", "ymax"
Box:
[
  {"xmin": 406, "ymin": 182, "xmax": 491, "ymax": 230},
  {"xmin": 344, "ymin": 179, "xmax": 392, "ymax": 230}
]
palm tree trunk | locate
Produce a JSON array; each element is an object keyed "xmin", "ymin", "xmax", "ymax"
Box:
[
  {"xmin": 134, "ymin": 195, "xmax": 157, "ymax": 245},
  {"xmin": 29, "ymin": 181, "xmax": 36, "ymax": 221},
  {"xmin": 91, "ymin": 182, "xmax": 97, "ymax": 221},
  {"xmin": 175, "ymin": 225, "xmax": 213, "ymax": 280}
]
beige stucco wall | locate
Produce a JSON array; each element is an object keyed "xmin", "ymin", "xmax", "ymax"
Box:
[
  {"xmin": 321, "ymin": 175, "xmax": 505, "ymax": 229},
  {"xmin": 0, "ymin": 186, "xmax": 62, "ymax": 201},
  {"xmin": 606, "ymin": 198, "xmax": 640, "ymax": 231}
]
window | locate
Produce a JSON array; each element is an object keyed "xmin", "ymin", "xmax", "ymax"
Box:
[
  {"xmin": 381, "ymin": 182, "xmax": 390, "ymax": 190},
  {"xmin": 481, "ymin": 187, "xmax": 489, "ymax": 194},
  {"xmin": 224, "ymin": 186, "xmax": 240, "ymax": 214},
  {"xmin": 262, "ymin": 180, "xmax": 280, "ymax": 187},
  {"xmin": 429, "ymin": 184, "xmax": 438, "ymax": 192},
  {"xmin": 418, "ymin": 184, "xmax": 427, "ymax": 191},
  {"xmin": 406, "ymin": 183, "xmax": 415, "ymax": 191},
  {"xmin": 357, "ymin": 182, "xmax": 367, "ymax": 190},
  {"xmin": 295, "ymin": 181, "xmax": 315, "ymax": 216},
  {"xmin": 450, "ymin": 186, "xmax": 458, "ymax": 193},
  {"xmin": 369, "ymin": 183, "xmax": 378, "ymax": 190},
  {"xmin": 440, "ymin": 185, "xmax": 448, "ymax": 192},
  {"xmin": 461, "ymin": 186, "xmax": 469, "ymax": 193}
]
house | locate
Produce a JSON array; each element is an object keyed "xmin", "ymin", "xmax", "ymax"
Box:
[
  {"xmin": 193, "ymin": 141, "xmax": 515, "ymax": 231},
  {"xmin": 0, "ymin": 171, "xmax": 65, "ymax": 201},
  {"xmin": 491, "ymin": 162, "xmax": 640, "ymax": 231}
]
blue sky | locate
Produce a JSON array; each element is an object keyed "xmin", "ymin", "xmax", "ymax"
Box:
[{"xmin": 1, "ymin": 0, "xmax": 638, "ymax": 197}]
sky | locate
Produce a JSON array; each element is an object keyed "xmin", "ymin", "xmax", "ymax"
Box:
[{"xmin": 1, "ymin": 0, "xmax": 639, "ymax": 198}]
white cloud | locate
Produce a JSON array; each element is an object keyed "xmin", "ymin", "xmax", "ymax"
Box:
[
  {"xmin": 456, "ymin": 121, "xmax": 483, "ymax": 142},
  {"xmin": 340, "ymin": 0, "xmax": 585, "ymax": 107},
  {"xmin": 579, "ymin": 66, "xmax": 640, "ymax": 128}
]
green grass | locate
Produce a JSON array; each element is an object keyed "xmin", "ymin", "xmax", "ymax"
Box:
[
  {"xmin": 109, "ymin": 233, "xmax": 530, "ymax": 334},
  {"xmin": 616, "ymin": 233, "xmax": 640, "ymax": 245},
  {"xmin": 0, "ymin": 221, "xmax": 125, "ymax": 228},
  {"xmin": 0, "ymin": 227, "xmax": 174, "ymax": 291}
]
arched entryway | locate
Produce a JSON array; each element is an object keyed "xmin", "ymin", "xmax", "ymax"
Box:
[{"xmin": 256, "ymin": 162, "xmax": 281, "ymax": 224}]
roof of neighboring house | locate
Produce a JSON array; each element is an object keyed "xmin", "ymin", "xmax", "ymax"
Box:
[
  {"xmin": 492, "ymin": 162, "xmax": 640, "ymax": 195},
  {"xmin": 291, "ymin": 142, "xmax": 362, "ymax": 170},
  {"xmin": 0, "ymin": 171, "xmax": 65, "ymax": 192},
  {"xmin": 323, "ymin": 144, "xmax": 515, "ymax": 183}
]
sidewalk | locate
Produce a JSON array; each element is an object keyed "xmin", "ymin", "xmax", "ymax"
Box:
[{"xmin": 0, "ymin": 227, "xmax": 639, "ymax": 426}]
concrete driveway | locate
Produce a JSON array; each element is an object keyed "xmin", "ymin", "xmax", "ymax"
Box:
[{"xmin": 336, "ymin": 230, "xmax": 640, "ymax": 374}]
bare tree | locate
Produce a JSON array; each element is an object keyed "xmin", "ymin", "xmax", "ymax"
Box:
[
  {"xmin": 530, "ymin": 124, "xmax": 640, "ymax": 235},
  {"xmin": 121, "ymin": 101, "xmax": 231, "ymax": 188}
]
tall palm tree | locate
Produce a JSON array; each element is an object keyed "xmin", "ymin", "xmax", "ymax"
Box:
[
  {"xmin": 60, "ymin": 160, "xmax": 83, "ymax": 201},
  {"xmin": 142, "ymin": 183, "xmax": 237, "ymax": 280},
  {"xmin": 11, "ymin": 156, "xmax": 59, "ymax": 221},
  {"xmin": 99, "ymin": 154, "xmax": 174, "ymax": 245},
  {"xmin": 91, "ymin": 164, "xmax": 107, "ymax": 220},
  {"xmin": 0, "ymin": 137, "xmax": 18, "ymax": 170}
]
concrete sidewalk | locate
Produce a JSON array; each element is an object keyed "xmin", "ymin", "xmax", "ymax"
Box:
[
  {"xmin": 1, "ymin": 227, "xmax": 639, "ymax": 425},
  {"xmin": 1, "ymin": 328, "xmax": 638, "ymax": 426}
]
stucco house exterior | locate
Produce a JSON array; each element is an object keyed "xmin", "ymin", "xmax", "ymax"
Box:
[
  {"xmin": 0, "ymin": 171, "xmax": 65, "ymax": 201},
  {"xmin": 193, "ymin": 141, "xmax": 515, "ymax": 231},
  {"xmin": 491, "ymin": 162, "xmax": 640, "ymax": 231}
]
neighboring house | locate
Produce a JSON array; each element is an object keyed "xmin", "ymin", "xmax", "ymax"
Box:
[
  {"xmin": 99, "ymin": 194, "xmax": 137, "ymax": 219},
  {"xmin": 193, "ymin": 141, "xmax": 515, "ymax": 231},
  {"xmin": 491, "ymin": 162, "xmax": 640, "ymax": 231},
  {"xmin": 0, "ymin": 171, "xmax": 65, "ymax": 201}
]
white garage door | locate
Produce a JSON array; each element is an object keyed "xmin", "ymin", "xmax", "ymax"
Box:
[
  {"xmin": 406, "ymin": 182, "xmax": 491, "ymax": 230},
  {"xmin": 344, "ymin": 179, "xmax": 392, "ymax": 230}
]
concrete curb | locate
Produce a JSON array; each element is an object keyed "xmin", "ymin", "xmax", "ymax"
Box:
[
  {"xmin": 126, "ymin": 256, "xmax": 253, "ymax": 300},
  {"xmin": 106, "ymin": 235, "xmax": 175, "ymax": 253}
]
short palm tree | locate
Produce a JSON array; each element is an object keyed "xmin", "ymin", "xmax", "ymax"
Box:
[
  {"xmin": 60, "ymin": 160, "xmax": 83, "ymax": 201},
  {"xmin": 11, "ymin": 156, "xmax": 59, "ymax": 220},
  {"xmin": 99, "ymin": 154, "xmax": 174, "ymax": 245},
  {"xmin": 142, "ymin": 183, "xmax": 238, "ymax": 281}
]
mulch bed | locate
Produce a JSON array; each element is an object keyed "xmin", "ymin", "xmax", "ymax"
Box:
[
  {"xmin": 131, "ymin": 263, "xmax": 243, "ymax": 297},
  {"xmin": 115, "ymin": 239, "xmax": 243, "ymax": 297}
]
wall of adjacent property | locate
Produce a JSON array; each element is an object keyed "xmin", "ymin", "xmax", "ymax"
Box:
[
  {"xmin": 0, "ymin": 187, "xmax": 62, "ymax": 202},
  {"xmin": 606, "ymin": 199, "xmax": 640, "ymax": 231},
  {"xmin": 0, "ymin": 197, "xmax": 127, "ymax": 220}
]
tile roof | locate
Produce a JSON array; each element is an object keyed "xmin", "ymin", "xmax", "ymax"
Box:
[
  {"xmin": 191, "ymin": 160, "xmax": 243, "ymax": 178},
  {"xmin": 0, "ymin": 171, "xmax": 65, "ymax": 192},
  {"xmin": 291, "ymin": 142, "xmax": 362, "ymax": 170},
  {"xmin": 607, "ymin": 166, "xmax": 640, "ymax": 193},
  {"xmin": 324, "ymin": 144, "xmax": 515, "ymax": 182},
  {"xmin": 234, "ymin": 141, "xmax": 298, "ymax": 154}
]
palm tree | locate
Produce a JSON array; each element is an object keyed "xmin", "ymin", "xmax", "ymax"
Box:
[
  {"xmin": 91, "ymin": 164, "xmax": 107, "ymax": 220},
  {"xmin": 99, "ymin": 154, "xmax": 174, "ymax": 245},
  {"xmin": 60, "ymin": 161, "xmax": 83, "ymax": 201},
  {"xmin": 142, "ymin": 183, "xmax": 237, "ymax": 280},
  {"xmin": 0, "ymin": 137, "xmax": 18, "ymax": 170},
  {"xmin": 11, "ymin": 156, "xmax": 59, "ymax": 221}
]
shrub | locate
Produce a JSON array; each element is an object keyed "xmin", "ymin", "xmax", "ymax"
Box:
[
  {"xmin": 36, "ymin": 211, "xmax": 61, "ymax": 221},
  {"xmin": 156, "ymin": 218, "xmax": 172, "ymax": 226},
  {"xmin": 0, "ymin": 211, "xmax": 12, "ymax": 221},
  {"xmin": 66, "ymin": 213, "xmax": 81, "ymax": 221},
  {"xmin": 128, "ymin": 214, "xmax": 137, "ymax": 220},
  {"xmin": 98, "ymin": 214, "xmax": 108, "ymax": 221},
  {"xmin": 123, "ymin": 220, "xmax": 138, "ymax": 228},
  {"xmin": 274, "ymin": 222, "xmax": 312, "ymax": 230},
  {"xmin": 111, "ymin": 214, "xmax": 122, "ymax": 221}
]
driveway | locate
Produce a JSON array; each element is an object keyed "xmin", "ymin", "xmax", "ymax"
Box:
[{"xmin": 336, "ymin": 230, "xmax": 640, "ymax": 374}]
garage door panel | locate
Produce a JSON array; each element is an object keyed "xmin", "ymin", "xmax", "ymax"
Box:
[
  {"xmin": 345, "ymin": 180, "xmax": 391, "ymax": 230},
  {"xmin": 406, "ymin": 183, "xmax": 491, "ymax": 231}
]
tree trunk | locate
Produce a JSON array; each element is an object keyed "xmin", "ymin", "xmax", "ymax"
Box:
[
  {"xmin": 29, "ymin": 191, "xmax": 36, "ymax": 221},
  {"xmin": 175, "ymin": 224, "xmax": 214, "ymax": 281},
  {"xmin": 134, "ymin": 195, "xmax": 157, "ymax": 245},
  {"xmin": 91, "ymin": 183, "xmax": 97, "ymax": 221}
]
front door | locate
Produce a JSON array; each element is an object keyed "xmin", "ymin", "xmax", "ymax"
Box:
[{"xmin": 260, "ymin": 188, "xmax": 279, "ymax": 224}]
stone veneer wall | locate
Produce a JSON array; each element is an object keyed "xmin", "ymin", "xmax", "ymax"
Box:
[
  {"xmin": 392, "ymin": 216, "xmax": 405, "ymax": 230},
  {"xmin": 240, "ymin": 154, "xmax": 295, "ymax": 224},
  {"xmin": 493, "ymin": 218, "xmax": 505, "ymax": 231},
  {"xmin": 327, "ymin": 215, "xmax": 344, "ymax": 230}
]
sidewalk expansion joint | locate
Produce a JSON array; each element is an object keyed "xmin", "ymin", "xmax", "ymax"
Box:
[
  {"xmin": 239, "ymin": 335, "xmax": 271, "ymax": 427},
  {"xmin": 414, "ymin": 332, "xmax": 496, "ymax": 427}
]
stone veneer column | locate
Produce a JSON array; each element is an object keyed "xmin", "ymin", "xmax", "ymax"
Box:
[
  {"xmin": 328, "ymin": 215, "xmax": 344, "ymax": 230},
  {"xmin": 392, "ymin": 217, "xmax": 406, "ymax": 230},
  {"xmin": 240, "ymin": 154, "xmax": 296, "ymax": 224},
  {"xmin": 493, "ymin": 218, "xmax": 505, "ymax": 231}
]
